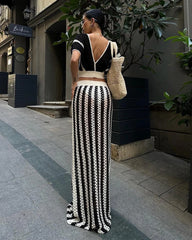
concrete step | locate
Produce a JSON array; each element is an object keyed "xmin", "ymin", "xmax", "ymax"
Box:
[
  {"xmin": 0, "ymin": 94, "xmax": 8, "ymax": 101},
  {"xmin": 43, "ymin": 100, "xmax": 72, "ymax": 106},
  {"xmin": 43, "ymin": 101, "xmax": 66, "ymax": 106},
  {"xmin": 27, "ymin": 105, "xmax": 70, "ymax": 118}
]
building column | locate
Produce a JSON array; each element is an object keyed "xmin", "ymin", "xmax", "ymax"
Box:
[
  {"xmin": 183, "ymin": 0, "xmax": 192, "ymax": 38},
  {"xmin": 13, "ymin": 36, "xmax": 27, "ymax": 74}
]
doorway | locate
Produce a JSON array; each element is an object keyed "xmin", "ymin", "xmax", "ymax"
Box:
[
  {"xmin": 1, "ymin": 52, "xmax": 7, "ymax": 72},
  {"xmin": 45, "ymin": 20, "xmax": 66, "ymax": 101}
]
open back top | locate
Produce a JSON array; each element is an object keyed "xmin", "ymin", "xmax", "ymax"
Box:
[{"xmin": 71, "ymin": 34, "xmax": 112, "ymax": 72}]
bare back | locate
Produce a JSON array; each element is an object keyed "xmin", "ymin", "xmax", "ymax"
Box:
[{"xmin": 88, "ymin": 33, "xmax": 109, "ymax": 62}]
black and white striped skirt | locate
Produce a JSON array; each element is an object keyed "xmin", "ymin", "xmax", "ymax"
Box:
[{"xmin": 67, "ymin": 80, "xmax": 112, "ymax": 234}]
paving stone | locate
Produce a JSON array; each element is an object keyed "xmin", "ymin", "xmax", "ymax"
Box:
[
  {"xmin": 160, "ymin": 188, "xmax": 189, "ymax": 211},
  {"xmin": 50, "ymin": 134, "xmax": 72, "ymax": 153},
  {"xmin": 110, "ymin": 176, "xmax": 192, "ymax": 240},
  {"xmin": 8, "ymin": 158, "xmax": 37, "ymax": 178},
  {"xmin": 0, "ymin": 167, "xmax": 15, "ymax": 183},
  {"xmin": 47, "ymin": 173, "xmax": 72, "ymax": 202},
  {"xmin": 0, "ymin": 135, "xmax": 14, "ymax": 151},
  {"xmin": 0, "ymin": 99, "xmax": 192, "ymax": 240},
  {"xmin": 21, "ymin": 151, "xmax": 66, "ymax": 181},
  {"xmin": 153, "ymin": 170, "xmax": 188, "ymax": 187},
  {"xmin": 121, "ymin": 168, "xmax": 156, "ymax": 184},
  {"xmin": 24, "ymin": 184, "xmax": 60, "ymax": 205},
  {"xmin": 44, "ymin": 149, "xmax": 72, "ymax": 171},
  {"xmin": 173, "ymin": 180, "xmax": 189, "ymax": 193},
  {"xmin": 3, "ymin": 209, "xmax": 46, "ymax": 239},
  {"xmin": 123, "ymin": 154, "xmax": 155, "ymax": 167},
  {"xmin": 43, "ymin": 125, "xmax": 72, "ymax": 135},
  {"xmin": 111, "ymin": 160, "xmax": 132, "ymax": 177},
  {"xmin": 0, "ymin": 220, "xmax": 15, "ymax": 240},
  {"xmin": 20, "ymin": 220, "xmax": 102, "ymax": 240},
  {"xmin": 0, "ymin": 148, "xmax": 24, "ymax": 166},
  {"xmin": 20, "ymin": 227, "xmax": 60, "ymax": 240},
  {"xmin": 139, "ymin": 177, "xmax": 173, "ymax": 196},
  {"xmin": 0, "ymin": 181, "xmax": 19, "ymax": 192},
  {"xmin": 122, "ymin": 156, "xmax": 162, "ymax": 176},
  {"xmin": 125, "ymin": 155, "xmax": 161, "ymax": 170},
  {"xmin": 34, "ymin": 199, "xmax": 68, "ymax": 225},
  {"xmin": 15, "ymin": 173, "xmax": 50, "ymax": 192},
  {"xmin": 55, "ymin": 220, "xmax": 103, "ymax": 240},
  {"xmin": 0, "ymin": 185, "xmax": 35, "ymax": 218}
]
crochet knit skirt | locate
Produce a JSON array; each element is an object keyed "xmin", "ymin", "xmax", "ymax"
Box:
[{"xmin": 67, "ymin": 80, "xmax": 112, "ymax": 234}]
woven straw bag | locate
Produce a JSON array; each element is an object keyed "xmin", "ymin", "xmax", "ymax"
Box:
[{"xmin": 107, "ymin": 41, "xmax": 127, "ymax": 100}]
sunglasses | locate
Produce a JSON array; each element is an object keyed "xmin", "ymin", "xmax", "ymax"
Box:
[
  {"xmin": 81, "ymin": 19, "xmax": 89, "ymax": 25},
  {"xmin": 80, "ymin": 18, "xmax": 98, "ymax": 26}
]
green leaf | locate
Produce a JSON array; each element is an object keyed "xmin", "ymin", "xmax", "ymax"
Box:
[
  {"xmin": 154, "ymin": 26, "xmax": 163, "ymax": 38},
  {"xmin": 183, "ymin": 80, "xmax": 192, "ymax": 86},
  {"xmin": 147, "ymin": 2, "xmax": 161, "ymax": 9},
  {"xmin": 159, "ymin": 0, "xmax": 165, "ymax": 6},
  {"xmin": 164, "ymin": 92, "xmax": 170, "ymax": 99},
  {"xmin": 55, "ymin": 0, "xmax": 180, "ymax": 70},
  {"xmin": 165, "ymin": 35, "xmax": 179, "ymax": 41},
  {"xmin": 141, "ymin": 4, "xmax": 146, "ymax": 10},
  {"xmin": 165, "ymin": 29, "xmax": 192, "ymax": 47},
  {"xmin": 53, "ymin": 39, "xmax": 64, "ymax": 46},
  {"xmin": 147, "ymin": 28, "xmax": 153, "ymax": 39},
  {"xmin": 60, "ymin": 6, "xmax": 70, "ymax": 13},
  {"xmin": 59, "ymin": 15, "xmax": 68, "ymax": 21},
  {"xmin": 68, "ymin": 27, "xmax": 74, "ymax": 38},
  {"xmin": 159, "ymin": 11, "xmax": 166, "ymax": 18},
  {"xmin": 178, "ymin": 118, "xmax": 190, "ymax": 126},
  {"xmin": 60, "ymin": 32, "xmax": 68, "ymax": 42},
  {"xmin": 164, "ymin": 101, "xmax": 174, "ymax": 111}
]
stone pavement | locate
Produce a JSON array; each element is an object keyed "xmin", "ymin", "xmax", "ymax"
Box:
[{"xmin": 0, "ymin": 99, "xmax": 192, "ymax": 240}]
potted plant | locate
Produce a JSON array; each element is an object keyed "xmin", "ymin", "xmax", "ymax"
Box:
[
  {"xmin": 163, "ymin": 29, "xmax": 192, "ymax": 213},
  {"xmin": 164, "ymin": 29, "xmax": 192, "ymax": 126},
  {"xmin": 55, "ymin": 0, "xmax": 181, "ymax": 159},
  {"xmin": 56, "ymin": 0, "xmax": 181, "ymax": 73}
]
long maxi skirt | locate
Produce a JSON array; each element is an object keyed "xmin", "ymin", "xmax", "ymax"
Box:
[{"xmin": 67, "ymin": 80, "xmax": 112, "ymax": 234}]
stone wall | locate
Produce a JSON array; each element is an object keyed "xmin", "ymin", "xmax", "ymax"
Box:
[
  {"xmin": 36, "ymin": 0, "xmax": 57, "ymax": 15},
  {"xmin": 150, "ymin": 104, "xmax": 192, "ymax": 160}
]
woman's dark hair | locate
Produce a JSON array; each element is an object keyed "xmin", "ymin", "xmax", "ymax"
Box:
[{"xmin": 85, "ymin": 9, "xmax": 105, "ymax": 32}]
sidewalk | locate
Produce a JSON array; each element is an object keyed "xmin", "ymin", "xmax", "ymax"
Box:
[{"xmin": 0, "ymin": 99, "xmax": 192, "ymax": 240}]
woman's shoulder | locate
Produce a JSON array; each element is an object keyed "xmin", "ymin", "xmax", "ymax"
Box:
[
  {"xmin": 72, "ymin": 34, "xmax": 89, "ymax": 53},
  {"xmin": 74, "ymin": 33, "xmax": 88, "ymax": 42}
]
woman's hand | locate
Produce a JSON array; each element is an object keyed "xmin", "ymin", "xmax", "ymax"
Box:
[{"xmin": 71, "ymin": 81, "xmax": 77, "ymax": 99}]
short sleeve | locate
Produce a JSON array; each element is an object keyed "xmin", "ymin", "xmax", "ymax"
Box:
[{"xmin": 71, "ymin": 34, "xmax": 85, "ymax": 55}]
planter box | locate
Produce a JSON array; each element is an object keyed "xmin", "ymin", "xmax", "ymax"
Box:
[
  {"xmin": 112, "ymin": 77, "xmax": 151, "ymax": 145},
  {"xmin": 150, "ymin": 103, "xmax": 192, "ymax": 159},
  {"xmin": 0, "ymin": 72, "xmax": 8, "ymax": 94},
  {"xmin": 8, "ymin": 74, "xmax": 37, "ymax": 108}
]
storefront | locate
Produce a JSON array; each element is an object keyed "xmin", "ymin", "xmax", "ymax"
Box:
[
  {"xmin": 28, "ymin": 0, "xmax": 68, "ymax": 104},
  {"xmin": 0, "ymin": 1, "xmax": 31, "ymax": 75}
]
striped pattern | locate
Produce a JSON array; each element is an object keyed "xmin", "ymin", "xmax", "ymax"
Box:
[{"xmin": 67, "ymin": 81, "xmax": 112, "ymax": 234}]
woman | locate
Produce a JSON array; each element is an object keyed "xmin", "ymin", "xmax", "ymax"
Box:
[{"xmin": 67, "ymin": 9, "xmax": 113, "ymax": 234}]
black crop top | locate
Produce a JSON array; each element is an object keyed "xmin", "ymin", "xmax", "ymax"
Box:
[{"xmin": 71, "ymin": 34, "xmax": 112, "ymax": 72}]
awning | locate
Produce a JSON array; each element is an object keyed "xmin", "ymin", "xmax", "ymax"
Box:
[{"xmin": 0, "ymin": 0, "xmax": 14, "ymax": 8}]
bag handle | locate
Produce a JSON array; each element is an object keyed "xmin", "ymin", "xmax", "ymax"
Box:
[{"xmin": 110, "ymin": 41, "xmax": 118, "ymax": 57}]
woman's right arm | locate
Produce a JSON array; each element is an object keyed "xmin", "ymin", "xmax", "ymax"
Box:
[
  {"xmin": 70, "ymin": 50, "xmax": 81, "ymax": 99},
  {"xmin": 70, "ymin": 34, "xmax": 85, "ymax": 99}
]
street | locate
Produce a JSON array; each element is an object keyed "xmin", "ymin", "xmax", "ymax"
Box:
[{"xmin": 0, "ymin": 99, "xmax": 192, "ymax": 240}]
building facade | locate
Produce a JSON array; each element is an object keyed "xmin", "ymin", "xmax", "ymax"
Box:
[
  {"xmin": 0, "ymin": 0, "xmax": 68, "ymax": 104},
  {"xmin": 0, "ymin": 5, "xmax": 13, "ymax": 73},
  {"xmin": 27, "ymin": 0, "xmax": 67, "ymax": 103},
  {"xmin": 0, "ymin": 0, "xmax": 191, "ymax": 159}
]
